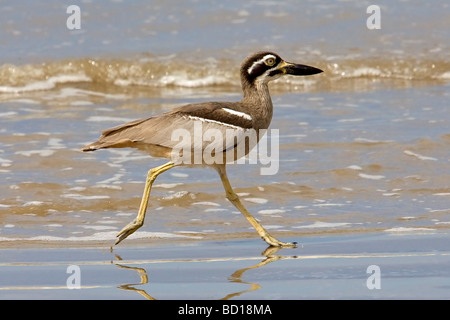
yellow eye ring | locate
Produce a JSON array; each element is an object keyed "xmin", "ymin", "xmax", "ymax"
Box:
[{"xmin": 265, "ymin": 58, "xmax": 276, "ymax": 66}]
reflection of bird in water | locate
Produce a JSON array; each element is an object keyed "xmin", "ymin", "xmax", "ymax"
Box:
[
  {"xmin": 114, "ymin": 246, "xmax": 296, "ymax": 300},
  {"xmin": 221, "ymin": 255, "xmax": 282, "ymax": 300},
  {"xmin": 115, "ymin": 262, "xmax": 156, "ymax": 300},
  {"xmin": 83, "ymin": 52, "xmax": 322, "ymax": 247}
]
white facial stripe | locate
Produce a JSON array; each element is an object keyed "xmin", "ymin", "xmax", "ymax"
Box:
[
  {"xmin": 247, "ymin": 54, "xmax": 277, "ymax": 75},
  {"xmin": 221, "ymin": 108, "xmax": 252, "ymax": 121}
]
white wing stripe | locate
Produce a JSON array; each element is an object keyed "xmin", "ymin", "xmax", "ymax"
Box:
[
  {"xmin": 186, "ymin": 115, "xmax": 243, "ymax": 129},
  {"xmin": 221, "ymin": 108, "xmax": 252, "ymax": 121}
]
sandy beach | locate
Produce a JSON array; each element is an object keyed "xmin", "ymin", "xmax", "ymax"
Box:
[{"xmin": 1, "ymin": 0, "xmax": 449, "ymax": 300}]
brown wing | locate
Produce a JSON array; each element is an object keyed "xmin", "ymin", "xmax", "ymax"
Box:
[
  {"xmin": 81, "ymin": 102, "xmax": 257, "ymax": 163},
  {"xmin": 81, "ymin": 113, "xmax": 184, "ymax": 154}
]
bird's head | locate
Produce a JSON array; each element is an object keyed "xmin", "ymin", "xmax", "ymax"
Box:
[{"xmin": 241, "ymin": 51, "xmax": 323, "ymax": 86}]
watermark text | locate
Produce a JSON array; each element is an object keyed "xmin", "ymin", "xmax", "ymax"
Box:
[
  {"xmin": 366, "ymin": 265, "xmax": 381, "ymax": 290},
  {"xmin": 66, "ymin": 5, "xmax": 81, "ymax": 30},
  {"xmin": 366, "ymin": 5, "xmax": 381, "ymax": 30},
  {"xmin": 170, "ymin": 122, "xmax": 279, "ymax": 175}
]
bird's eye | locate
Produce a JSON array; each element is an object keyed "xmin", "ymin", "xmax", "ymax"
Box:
[{"xmin": 265, "ymin": 58, "xmax": 276, "ymax": 66}]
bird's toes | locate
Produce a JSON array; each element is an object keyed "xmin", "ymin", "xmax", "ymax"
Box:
[
  {"xmin": 115, "ymin": 220, "xmax": 142, "ymax": 245},
  {"xmin": 263, "ymin": 235, "xmax": 297, "ymax": 248}
]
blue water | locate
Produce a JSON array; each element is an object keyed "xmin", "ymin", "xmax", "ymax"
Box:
[{"xmin": 1, "ymin": 0, "xmax": 449, "ymax": 62}]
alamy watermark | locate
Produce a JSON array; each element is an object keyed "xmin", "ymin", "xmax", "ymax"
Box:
[
  {"xmin": 66, "ymin": 265, "xmax": 81, "ymax": 289},
  {"xmin": 66, "ymin": 5, "xmax": 81, "ymax": 30},
  {"xmin": 366, "ymin": 265, "xmax": 381, "ymax": 290},
  {"xmin": 170, "ymin": 122, "xmax": 280, "ymax": 175},
  {"xmin": 366, "ymin": 5, "xmax": 381, "ymax": 30},
  {"xmin": 67, "ymin": 4, "xmax": 382, "ymax": 31}
]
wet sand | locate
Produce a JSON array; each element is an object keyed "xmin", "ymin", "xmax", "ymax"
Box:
[{"xmin": 1, "ymin": 233, "xmax": 450, "ymax": 300}]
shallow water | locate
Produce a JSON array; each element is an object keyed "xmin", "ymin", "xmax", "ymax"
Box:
[
  {"xmin": 0, "ymin": 0, "xmax": 449, "ymax": 299},
  {"xmin": 1, "ymin": 76, "xmax": 448, "ymax": 244},
  {"xmin": 1, "ymin": 235, "xmax": 450, "ymax": 299}
]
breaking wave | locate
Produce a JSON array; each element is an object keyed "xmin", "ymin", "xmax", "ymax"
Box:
[{"xmin": 0, "ymin": 54, "xmax": 449, "ymax": 93}]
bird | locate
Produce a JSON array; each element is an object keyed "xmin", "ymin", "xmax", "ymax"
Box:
[{"xmin": 82, "ymin": 51, "xmax": 323, "ymax": 247}]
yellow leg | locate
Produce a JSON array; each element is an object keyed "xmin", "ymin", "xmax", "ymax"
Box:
[
  {"xmin": 216, "ymin": 165, "xmax": 296, "ymax": 248},
  {"xmin": 115, "ymin": 161, "xmax": 176, "ymax": 245}
]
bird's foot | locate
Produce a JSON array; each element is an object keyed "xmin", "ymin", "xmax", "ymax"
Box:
[
  {"xmin": 115, "ymin": 219, "xmax": 143, "ymax": 245},
  {"xmin": 263, "ymin": 235, "xmax": 297, "ymax": 248}
]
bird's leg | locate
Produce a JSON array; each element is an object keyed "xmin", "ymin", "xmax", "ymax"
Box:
[
  {"xmin": 216, "ymin": 165, "xmax": 296, "ymax": 248},
  {"xmin": 115, "ymin": 161, "xmax": 176, "ymax": 245}
]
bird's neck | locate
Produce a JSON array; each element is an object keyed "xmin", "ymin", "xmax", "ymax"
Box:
[{"xmin": 241, "ymin": 80, "xmax": 273, "ymax": 130}]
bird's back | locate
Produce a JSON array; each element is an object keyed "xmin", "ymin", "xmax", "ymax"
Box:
[{"xmin": 82, "ymin": 101, "xmax": 261, "ymax": 166}]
